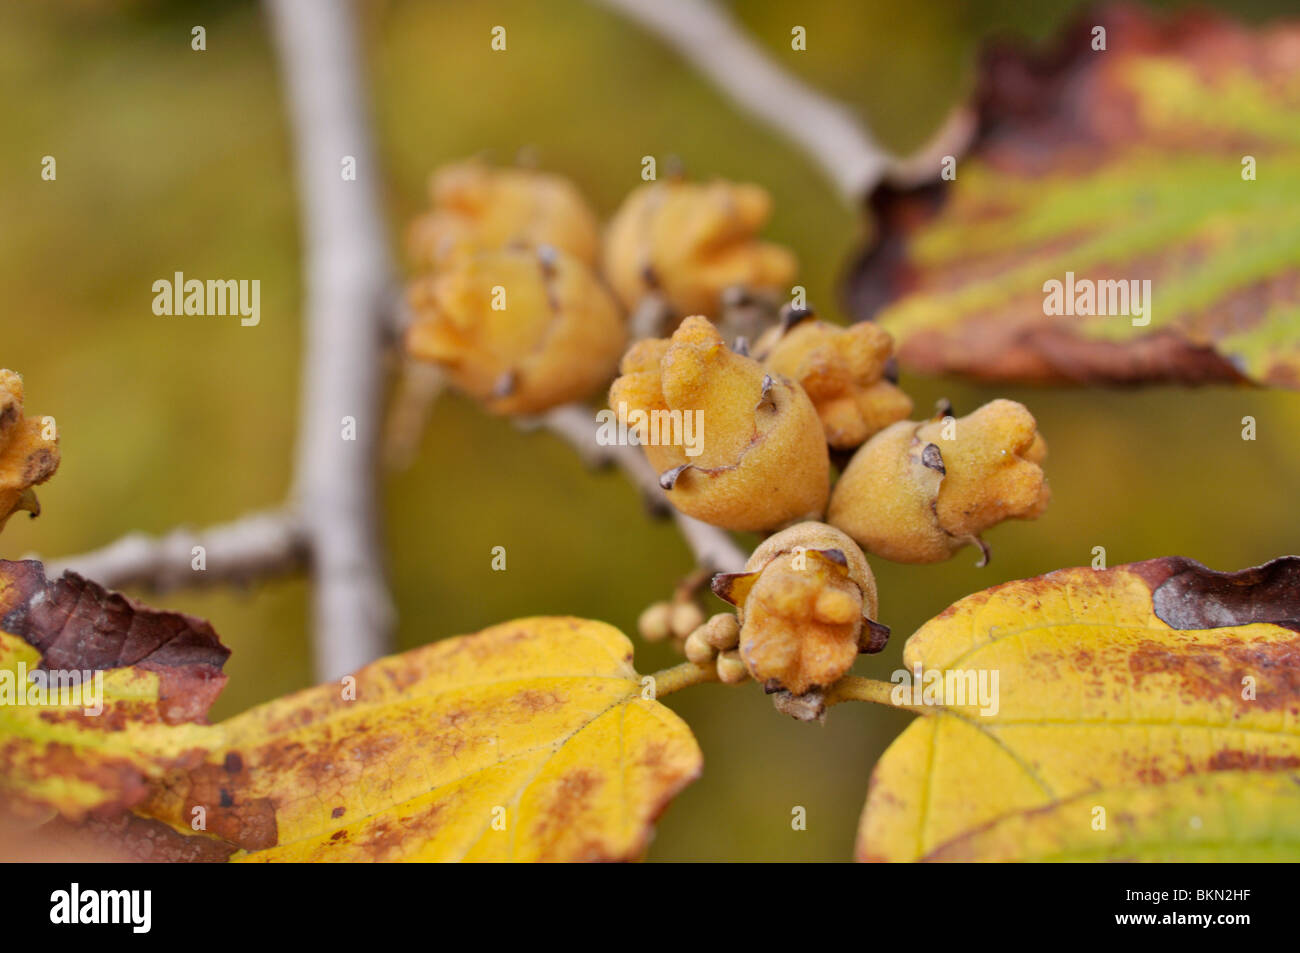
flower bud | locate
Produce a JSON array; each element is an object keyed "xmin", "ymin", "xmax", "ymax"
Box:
[
  {"xmin": 712, "ymin": 522, "xmax": 885, "ymax": 697},
  {"xmin": 0, "ymin": 371, "xmax": 58, "ymax": 532},
  {"xmin": 755, "ymin": 316, "xmax": 912, "ymax": 449},
  {"xmin": 406, "ymin": 246, "xmax": 626, "ymax": 415},
  {"xmin": 715, "ymin": 650, "xmax": 750, "ymax": 684},
  {"xmin": 637, "ymin": 602, "xmax": 673, "ymax": 642},
  {"xmin": 603, "ymin": 180, "xmax": 796, "ymax": 317},
  {"xmin": 408, "ymin": 160, "xmax": 600, "ymax": 270},
  {"xmin": 828, "ymin": 399, "xmax": 1049, "ymax": 563},
  {"xmin": 608, "ymin": 316, "xmax": 829, "ymax": 531}
]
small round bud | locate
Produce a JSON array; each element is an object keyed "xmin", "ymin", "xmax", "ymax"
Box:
[
  {"xmin": 684, "ymin": 628, "xmax": 716, "ymax": 664},
  {"xmin": 699, "ymin": 612, "xmax": 740, "ymax": 650},
  {"xmin": 670, "ymin": 601, "xmax": 706, "ymax": 640},
  {"xmin": 637, "ymin": 602, "xmax": 673, "ymax": 642},
  {"xmin": 716, "ymin": 650, "xmax": 750, "ymax": 684}
]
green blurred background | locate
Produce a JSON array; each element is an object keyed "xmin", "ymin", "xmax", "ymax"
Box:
[{"xmin": 2, "ymin": 0, "xmax": 1297, "ymax": 861}]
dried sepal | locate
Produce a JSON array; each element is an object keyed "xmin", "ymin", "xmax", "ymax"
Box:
[
  {"xmin": 406, "ymin": 246, "xmax": 626, "ymax": 415},
  {"xmin": 0, "ymin": 371, "xmax": 59, "ymax": 532},
  {"xmin": 755, "ymin": 318, "xmax": 913, "ymax": 449},
  {"xmin": 407, "ymin": 159, "xmax": 600, "ymax": 270},
  {"xmin": 608, "ymin": 316, "xmax": 829, "ymax": 532},
  {"xmin": 711, "ymin": 522, "xmax": 883, "ymax": 700},
  {"xmin": 603, "ymin": 180, "xmax": 797, "ymax": 317},
  {"xmin": 828, "ymin": 399, "xmax": 1049, "ymax": 563}
]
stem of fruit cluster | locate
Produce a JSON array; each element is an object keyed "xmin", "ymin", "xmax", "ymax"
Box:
[
  {"xmin": 650, "ymin": 660, "xmax": 720, "ymax": 696},
  {"xmin": 826, "ymin": 675, "xmax": 927, "ymax": 713}
]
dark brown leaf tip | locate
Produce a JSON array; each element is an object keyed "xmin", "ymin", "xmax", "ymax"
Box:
[
  {"xmin": 710, "ymin": 569, "xmax": 755, "ymax": 607},
  {"xmin": 1134, "ymin": 555, "xmax": 1300, "ymax": 633},
  {"xmin": 0, "ymin": 559, "xmax": 230, "ymax": 724}
]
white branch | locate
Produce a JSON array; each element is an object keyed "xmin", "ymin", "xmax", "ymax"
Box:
[
  {"xmin": 594, "ymin": 0, "xmax": 891, "ymax": 202},
  {"xmin": 266, "ymin": 0, "xmax": 395, "ymax": 680},
  {"xmin": 528, "ymin": 405, "xmax": 749, "ymax": 574},
  {"xmin": 44, "ymin": 509, "xmax": 306, "ymax": 592}
]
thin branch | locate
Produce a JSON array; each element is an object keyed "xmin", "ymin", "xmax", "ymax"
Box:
[
  {"xmin": 593, "ymin": 0, "xmax": 891, "ymax": 202},
  {"xmin": 649, "ymin": 660, "xmax": 719, "ymax": 696},
  {"xmin": 266, "ymin": 0, "xmax": 395, "ymax": 680},
  {"xmin": 527, "ymin": 404, "xmax": 749, "ymax": 574},
  {"xmin": 826, "ymin": 675, "xmax": 927, "ymax": 713},
  {"xmin": 44, "ymin": 509, "xmax": 306, "ymax": 592}
]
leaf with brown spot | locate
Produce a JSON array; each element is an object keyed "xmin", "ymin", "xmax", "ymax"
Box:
[
  {"xmin": 857, "ymin": 556, "xmax": 1300, "ymax": 862},
  {"xmin": 139, "ymin": 617, "xmax": 701, "ymax": 862},
  {"xmin": 843, "ymin": 5, "xmax": 1300, "ymax": 388},
  {"xmin": 0, "ymin": 561, "xmax": 226, "ymax": 825}
]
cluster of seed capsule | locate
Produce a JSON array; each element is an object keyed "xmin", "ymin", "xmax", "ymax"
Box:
[{"xmin": 403, "ymin": 158, "xmax": 1050, "ymax": 716}]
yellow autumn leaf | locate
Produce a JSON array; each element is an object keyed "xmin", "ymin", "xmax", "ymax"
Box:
[
  {"xmin": 141, "ymin": 616, "xmax": 701, "ymax": 862},
  {"xmin": 856, "ymin": 557, "xmax": 1300, "ymax": 862},
  {"xmin": 925, "ymin": 771, "xmax": 1300, "ymax": 862},
  {"xmin": 0, "ymin": 562, "xmax": 701, "ymax": 863}
]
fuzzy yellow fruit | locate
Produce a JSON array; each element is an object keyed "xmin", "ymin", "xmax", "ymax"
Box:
[
  {"xmin": 756, "ymin": 316, "xmax": 912, "ymax": 449},
  {"xmin": 407, "ymin": 160, "xmax": 600, "ymax": 269},
  {"xmin": 712, "ymin": 522, "xmax": 886, "ymax": 697},
  {"xmin": 406, "ymin": 246, "xmax": 626, "ymax": 415},
  {"xmin": 603, "ymin": 180, "xmax": 797, "ymax": 317},
  {"xmin": 828, "ymin": 399, "xmax": 1049, "ymax": 563},
  {"xmin": 608, "ymin": 316, "xmax": 828, "ymax": 531},
  {"xmin": 0, "ymin": 370, "xmax": 59, "ymax": 532}
]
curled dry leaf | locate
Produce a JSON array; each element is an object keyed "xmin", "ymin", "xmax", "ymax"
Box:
[
  {"xmin": 0, "ymin": 371, "xmax": 59, "ymax": 531},
  {"xmin": 857, "ymin": 556, "xmax": 1300, "ymax": 862},
  {"xmin": 610, "ymin": 316, "xmax": 829, "ymax": 531},
  {"xmin": 843, "ymin": 5, "xmax": 1300, "ymax": 388},
  {"xmin": 604, "ymin": 179, "xmax": 797, "ymax": 318},
  {"xmin": 0, "ymin": 565, "xmax": 700, "ymax": 863}
]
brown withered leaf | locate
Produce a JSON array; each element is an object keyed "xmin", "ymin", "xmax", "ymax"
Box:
[
  {"xmin": 0, "ymin": 561, "xmax": 226, "ymax": 828},
  {"xmin": 858, "ymin": 556, "xmax": 1300, "ymax": 862},
  {"xmin": 844, "ymin": 5, "xmax": 1300, "ymax": 387}
]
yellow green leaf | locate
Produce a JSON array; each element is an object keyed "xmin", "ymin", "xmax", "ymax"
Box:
[
  {"xmin": 845, "ymin": 7, "xmax": 1300, "ymax": 388},
  {"xmin": 857, "ymin": 556, "xmax": 1300, "ymax": 862}
]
